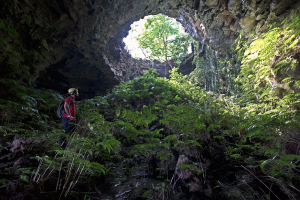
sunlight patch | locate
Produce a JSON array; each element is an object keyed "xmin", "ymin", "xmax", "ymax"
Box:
[{"xmin": 123, "ymin": 14, "xmax": 191, "ymax": 60}]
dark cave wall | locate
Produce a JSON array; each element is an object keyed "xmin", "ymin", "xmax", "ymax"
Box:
[
  {"xmin": 111, "ymin": 48, "xmax": 195, "ymax": 83},
  {"xmin": 0, "ymin": 0, "xmax": 120, "ymax": 99},
  {"xmin": 1, "ymin": 0, "xmax": 299, "ymax": 98}
]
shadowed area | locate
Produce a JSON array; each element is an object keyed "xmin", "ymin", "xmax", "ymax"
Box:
[{"xmin": 1, "ymin": 0, "xmax": 299, "ymax": 97}]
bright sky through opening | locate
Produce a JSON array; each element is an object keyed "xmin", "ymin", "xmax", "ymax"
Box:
[{"xmin": 123, "ymin": 15, "xmax": 191, "ymax": 59}]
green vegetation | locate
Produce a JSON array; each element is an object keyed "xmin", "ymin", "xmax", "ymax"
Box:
[
  {"xmin": 0, "ymin": 19, "xmax": 20, "ymax": 40},
  {"xmin": 85, "ymin": 66, "xmax": 299, "ymax": 198},
  {"xmin": 1, "ymin": 64, "xmax": 300, "ymax": 198},
  {"xmin": 0, "ymin": 19, "xmax": 19, "ymax": 48},
  {"xmin": 24, "ymin": 14, "xmax": 31, "ymax": 25},
  {"xmin": 135, "ymin": 14, "xmax": 192, "ymax": 75},
  {"xmin": 237, "ymin": 16, "xmax": 300, "ymax": 102},
  {"xmin": 0, "ymin": 85, "xmax": 115, "ymax": 198},
  {"xmin": 0, "ymin": 18, "xmax": 46, "ymax": 87},
  {"xmin": 189, "ymin": 43, "xmax": 240, "ymax": 95},
  {"xmin": 1, "ymin": 12, "xmax": 300, "ymax": 200}
]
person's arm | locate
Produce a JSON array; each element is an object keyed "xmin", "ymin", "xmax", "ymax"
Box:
[{"xmin": 64, "ymin": 101, "xmax": 74, "ymax": 120}]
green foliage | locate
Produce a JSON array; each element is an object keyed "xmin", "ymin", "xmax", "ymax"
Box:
[
  {"xmin": 0, "ymin": 19, "xmax": 20, "ymax": 40},
  {"xmin": 24, "ymin": 14, "xmax": 31, "ymax": 25},
  {"xmin": 0, "ymin": 18, "xmax": 45, "ymax": 87},
  {"xmin": 102, "ymin": 135, "xmax": 121, "ymax": 153},
  {"xmin": 178, "ymin": 164, "xmax": 197, "ymax": 170},
  {"xmin": 30, "ymin": 50, "xmax": 40, "ymax": 61},
  {"xmin": 236, "ymin": 16, "xmax": 300, "ymax": 104},
  {"xmin": 0, "ymin": 179, "xmax": 6, "ymax": 185},
  {"xmin": 2, "ymin": 14, "xmax": 300, "ymax": 198},
  {"xmin": 260, "ymin": 154, "xmax": 300, "ymax": 178},
  {"xmin": 142, "ymin": 190, "xmax": 151, "ymax": 199},
  {"xmin": 230, "ymin": 154, "xmax": 241, "ymax": 160},
  {"xmin": 27, "ymin": 102, "xmax": 121, "ymax": 196},
  {"xmin": 0, "ymin": 87, "xmax": 64, "ymax": 141},
  {"xmin": 100, "ymin": 68, "xmax": 230, "ymax": 183},
  {"xmin": 135, "ymin": 14, "xmax": 192, "ymax": 74},
  {"xmin": 220, "ymin": 18, "xmax": 300, "ymax": 186},
  {"xmin": 19, "ymin": 175, "xmax": 29, "ymax": 183},
  {"xmin": 189, "ymin": 43, "xmax": 240, "ymax": 95}
]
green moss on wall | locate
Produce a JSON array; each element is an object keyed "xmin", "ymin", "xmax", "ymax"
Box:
[
  {"xmin": 0, "ymin": 38, "xmax": 4, "ymax": 47},
  {"xmin": 24, "ymin": 14, "xmax": 31, "ymax": 25},
  {"xmin": 0, "ymin": 19, "xmax": 20, "ymax": 40},
  {"xmin": 236, "ymin": 15, "xmax": 300, "ymax": 99}
]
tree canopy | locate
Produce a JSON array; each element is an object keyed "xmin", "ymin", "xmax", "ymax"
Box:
[{"xmin": 135, "ymin": 14, "xmax": 192, "ymax": 75}]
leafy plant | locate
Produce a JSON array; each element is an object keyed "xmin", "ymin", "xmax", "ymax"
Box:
[{"xmin": 135, "ymin": 14, "xmax": 192, "ymax": 75}]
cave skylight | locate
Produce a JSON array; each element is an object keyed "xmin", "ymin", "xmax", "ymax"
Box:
[{"xmin": 123, "ymin": 14, "xmax": 191, "ymax": 60}]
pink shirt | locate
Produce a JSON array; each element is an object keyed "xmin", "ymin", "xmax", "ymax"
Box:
[{"xmin": 63, "ymin": 96, "xmax": 75, "ymax": 119}]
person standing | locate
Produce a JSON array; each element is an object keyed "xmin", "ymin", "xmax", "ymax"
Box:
[{"xmin": 61, "ymin": 88, "xmax": 79, "ymax": 148}]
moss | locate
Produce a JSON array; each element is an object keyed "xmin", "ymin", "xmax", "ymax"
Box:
[
  {"xmin": 24, "ymin": 14, "xmax": 31, "ymax": 25},
  {"xmin": 31, "ymin": 50, "xmax": 39, "ymax": 61},
  {"xmin": 0, "ymin": 38, "xmax": 4, "ymax": 47},
  {"xmin": 14, "ymin": 53, "xmax": 24, "ymax": 62},
  {"xmin": 0, "ymin": 19, "xmax": 20, "ymax": 39},
  {"xmin": 237, "ymin": 15, "xmax": 300, "ymax": 96},
  {"xmin": 268, "ymin": 22, "xmax": 276, "ymax": 29}
]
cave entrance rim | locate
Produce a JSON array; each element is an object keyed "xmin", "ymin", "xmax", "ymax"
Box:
[{"xmin": 123, "ymin": 14, "xmax": 192, "ymax": 61}]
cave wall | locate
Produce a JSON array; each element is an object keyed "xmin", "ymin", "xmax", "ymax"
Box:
[
  {"xmin": 112, "ymin": 48, "xmax": 195, "ymax": 82},
  {"xmin": 1, "ymin": 0, "xmax": 299, "ymax": 98}
]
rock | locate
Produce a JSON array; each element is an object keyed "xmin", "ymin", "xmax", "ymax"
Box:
[
  {"xmin": 206, "ymin": 0, "xmax": 219, "ymax": 7},
  {"xmin": 239, "ymin": 13, "xmax": 257, "ymax": 34},
  {"xmin": 0, "ymin": 138, "xmax": 41, "ymax": 161},
  {"xmin": 174, "ymin": 155, "xmax": 204, "ymax": 192},
  {"xmin": 256, "ymin": 13, "xmax": 268, "ymax": 21},
  {"xmin": 249, "ymin": 0, "xmax": 257, "ymax": 10},
  {"xmin": 218, "ymin": 10, "xmax": 233, "ymax": 26},
  {"xmin": 255, "ymin": 19, "xmax": 267, "ymax": 36},
  {"xmin": 0, "ymin": 0, "xmax": 299, "ymax": 98},
  {"xmin": 230, "ymin": 19, "xmax": 240, "ymax": 32},
  {"xmin": 228, "ymin": 0, "xmax": 242, "ymax": 17},
  {"xmin": 222, "ymin": 26, "xmax": 231, "ymax": 37},
  {"xmin": 271, "ymin": 0, "xmax": 299, "ymax": 16},
  {"xmin": 13, "ymin": 156, "xmax": 29, "ymax": 169},
  {"xmin": 265, "ymin": 11, "xmax": 278, "ymax": 26}
]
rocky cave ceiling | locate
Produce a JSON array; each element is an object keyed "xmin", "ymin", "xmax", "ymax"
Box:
[{"xmin": 1, "ymin": 0, "xmax": 300, "ymax": 98}]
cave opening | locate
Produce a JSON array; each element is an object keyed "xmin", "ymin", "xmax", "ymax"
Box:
[
  {"xmin": 123, "ymin": 14, "xmax": 192, "ymax": 61},
  {"xmin": 119, "ymin": 14, "xmax": 194, "ymax": 80}
]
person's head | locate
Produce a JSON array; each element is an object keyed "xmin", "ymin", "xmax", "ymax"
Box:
[{"xmin": 68, "ymin": 88, "xmax": 79, "ymax": 98}]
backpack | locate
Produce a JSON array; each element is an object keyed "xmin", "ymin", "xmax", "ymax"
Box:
[{"xmin": 57, "ymin": 99, "xmax": 73, "ymax": 118}]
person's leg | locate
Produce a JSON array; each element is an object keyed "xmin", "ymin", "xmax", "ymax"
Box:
[
  {"xmin": 63, "ymin": 117, "xmax": 71, "ymax": 134},
  {"xmin": 61, "ymin": 117, "xmax": 70, "ymax": 148},
  {"xmin": 69, "ymin": 120, "xmax": 76, "ymax": 134}
]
